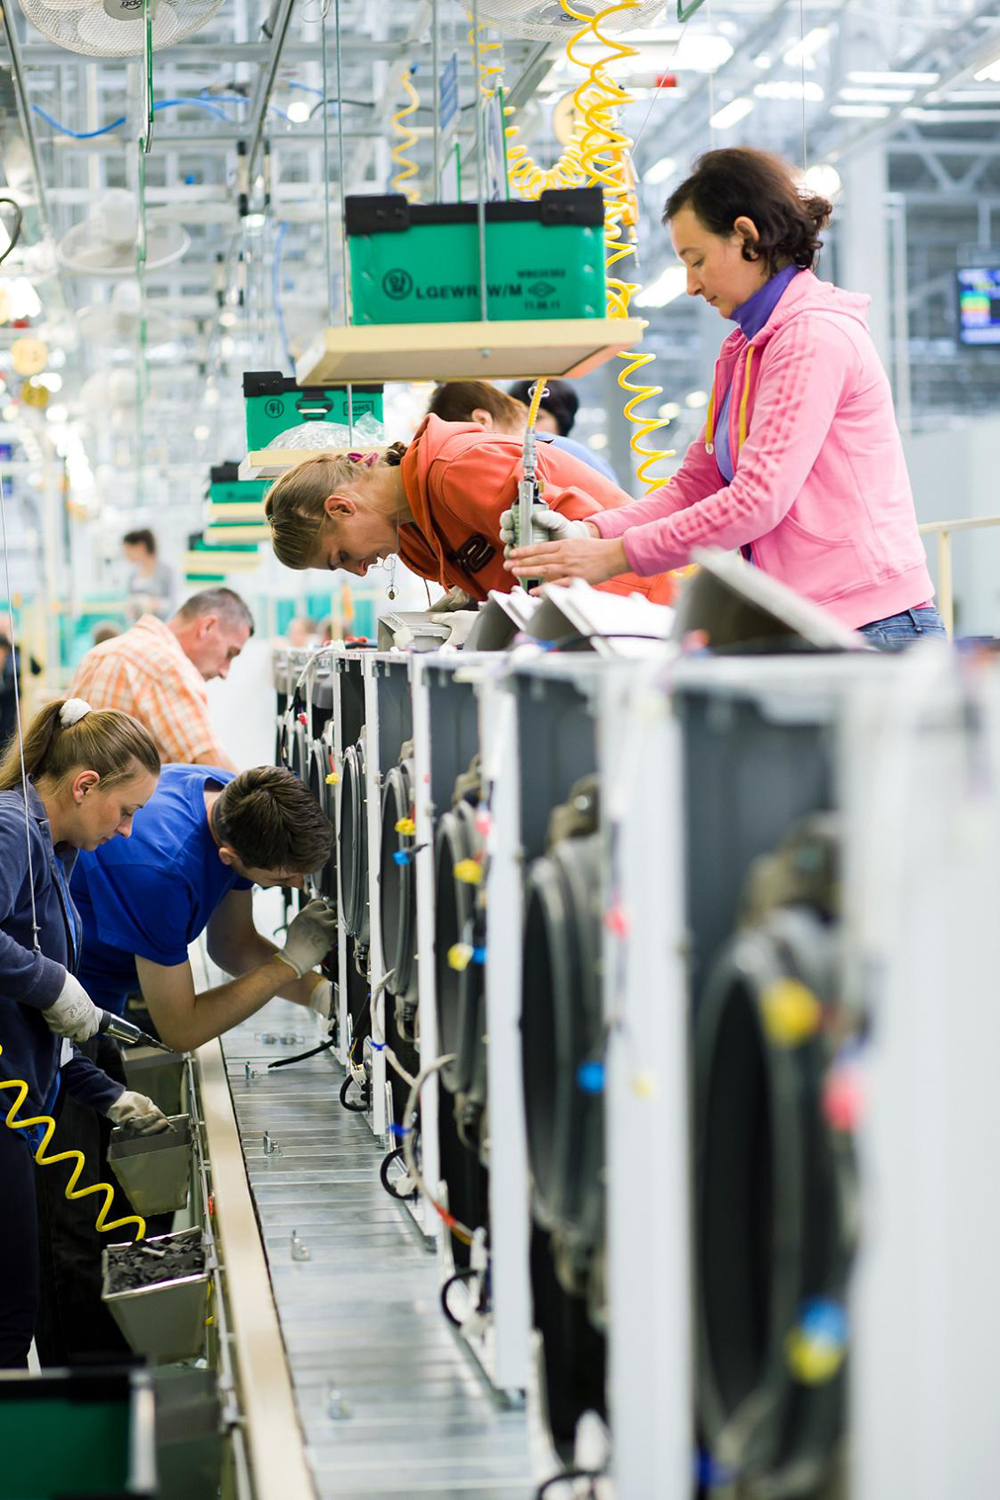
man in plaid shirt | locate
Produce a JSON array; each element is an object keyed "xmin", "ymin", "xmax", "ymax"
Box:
[{"xmin": 71, "ymin": 587, "xmax": 253, "ymax": 773}]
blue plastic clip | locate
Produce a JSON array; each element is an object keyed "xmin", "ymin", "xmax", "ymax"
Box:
[
  {"xmin": 392, "ymin": 850, "xmax": 411, "ymax": 866},
  {"xmin": 577, "ymin": 1060, "xmax": 605, "ymax": 1094},
  {"xmin": 388, "ymin": 1122, "xmax": 412, "ymax": 1139},
  {"xmin": 472, "ymin": 945, "xmax": 487, "ymax": 965}
]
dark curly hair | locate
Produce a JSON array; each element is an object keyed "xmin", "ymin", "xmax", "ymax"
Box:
[{"xmin": 664, "ymin": 148, "xmax": 831, "ymax": 274}]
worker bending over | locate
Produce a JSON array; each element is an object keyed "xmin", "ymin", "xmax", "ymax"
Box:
[
  {"xmin": 35, "ymin": 760, "xmax": 336, "ymax": 1366},
  {"xmin": 262, "ymin": 415, "xmax": 673, "ymax": 606}
]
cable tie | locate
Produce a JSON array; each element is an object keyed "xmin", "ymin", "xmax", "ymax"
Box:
[
  {"xmin": 369, "ymin": 1040, "xmax": 385, "ymax": 1052},
  {"xmin": 392, "ymin": 850, "xmax": 411, "ymax": 866},
  {"xmin": 388, "ymin": 1122, "xmax": 412, "ymax": 1138}
]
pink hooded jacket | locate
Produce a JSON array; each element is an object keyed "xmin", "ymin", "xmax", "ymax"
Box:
[{"xmin": 591, "ymin": 270, "xmax": 933, "ymax": 629}]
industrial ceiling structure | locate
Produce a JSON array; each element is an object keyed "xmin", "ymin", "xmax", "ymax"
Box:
[{"xmin": 0, "ymin": 0, "xmax": 998, "ymax": 593}]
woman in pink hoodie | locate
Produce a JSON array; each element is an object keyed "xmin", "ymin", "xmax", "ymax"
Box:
[{"xmin": 506, "ymin": 148, "xmax": 944, "ymax": 649}]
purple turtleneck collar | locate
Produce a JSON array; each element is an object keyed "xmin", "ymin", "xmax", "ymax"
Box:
[{"xmin": 731, "ymin": 263, "xmax": 801, "ymax": 340}]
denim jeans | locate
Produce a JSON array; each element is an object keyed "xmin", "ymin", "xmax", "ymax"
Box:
[{"xmin": 857, "ymin": 606, "xmax": 948, "ymax": 652}]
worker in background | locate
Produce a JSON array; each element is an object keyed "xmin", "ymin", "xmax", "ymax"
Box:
[
  {"xmin": 262, "ymin": 415, "xmax": 673, "ymax": 606},
  {"xmin": 506, "ymin": 148, "xmax": 944, "ymax": 649},
  {"xmin": 122, "ymin": 527, "xmax": 176, "ymax": 622},
  {"xmin": 0, "ymin": 631, "xmax": 41, "ymax": 756},
  {"xmin": 0, "ymin": 697, "xmax": 161, "ymax": 1368},
  {"xmin": 429, "ymin": 380, "xmax": 619, "ymax": 483},
  {"xmin": 286, "ymin": 614, "xmax": 320, "ymax": 648},
  {"xmin": 508, "ymin": 377, "xmax": 580, "ymax": 439},
  {"xmin": 70, "ymin": 587, "xmax": 253, "ymax": 773},
  {"xmin": 35, "ymin": 760, "xmax": 337, "ymax": 1365}
]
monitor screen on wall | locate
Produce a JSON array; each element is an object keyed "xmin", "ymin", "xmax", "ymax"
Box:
[{"xmin": 957, "ymin": 268, "xmax": 1000, "ymax": 346}]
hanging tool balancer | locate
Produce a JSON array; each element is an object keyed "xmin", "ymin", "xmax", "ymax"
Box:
[{"xmin": 512, "ymin": 420, "xmax": 549, "ymax": 595}]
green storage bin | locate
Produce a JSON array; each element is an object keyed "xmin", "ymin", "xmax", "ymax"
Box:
[
  {"xmin": 346, "ymin": 187, "xmax": 607, "ymax": 325},
  {"xmin": 208, "ymin": 461, "xmax": 269, "ymax": 507},
  {"xmin": 242, "ymin": 372, "xmax": 384, "ymax": 451},
  {"xmin": 0, "ymin": 1368, "xmax": 157, "ymax": 1498}
]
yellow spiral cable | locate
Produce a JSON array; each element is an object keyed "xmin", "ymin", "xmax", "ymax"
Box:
[
  {"xmin": 390, "ymin": 68, "xmax": 420, "ymax": 203},
  {"xmin": 504, "ymin": 106, "xmax": 589, "ymax": 198},
  {"xmin": 561, "ymin": 0, "xmax": 675, "ymax": 492},
  {"xmin": 466, "ymin": 11, "xmax": 503, "ymax": 99},
  {"xmin": 525, "ymin": 376, "xmax": 548, "ymax": 433},
  {"xmin": 1, "ymin": 1046, "xmax": 146, "ymax": 1241}
]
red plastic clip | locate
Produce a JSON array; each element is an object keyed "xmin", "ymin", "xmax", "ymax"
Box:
[{"xmin": 604, "ymin": 904, "xmax": 630, "ymax": 939}]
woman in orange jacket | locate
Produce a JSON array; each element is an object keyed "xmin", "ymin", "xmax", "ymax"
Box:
[{"xmin": 263, "ymin": 414, "xmax": 673, "ymax": 606}]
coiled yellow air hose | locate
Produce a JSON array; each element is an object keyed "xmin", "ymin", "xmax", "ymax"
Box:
[
  {"xmin": 563, "ymin": 0, "xmax": 674, "ymax": 492},
  {"xmin": 1, "ymin": 1046, "xmax": 146, "ymax": 1240},
  {"xmin": 390, "ymin": 67, "xmax": 421, "ymax": 203}
]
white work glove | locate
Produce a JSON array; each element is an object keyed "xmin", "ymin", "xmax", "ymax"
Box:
[
  {"xmin": 42, "ymin": 972, "xmax": 102, "ymax": 1044},
  {"xmin": 107, "ymin": 1090, "xmax": 172, "ymax": 1135},
  {"xmin": 276, "ymin": 899, "xmax": 337, "ymax": 978},
  {"xmin": 498, "ymin": 505, "xmax": 592, "ymax": 555},
  {"xmin": 430, "ymin": 586, "xmax": 473, "ymax": 614},
  {"xmin": 308, "ymin": 977, "xmax": 333, "ymax": 1020}
]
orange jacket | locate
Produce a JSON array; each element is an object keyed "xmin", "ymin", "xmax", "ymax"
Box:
[{"xmin": 397, "ymin": 415, "xmax": 673, "ymax": 605}]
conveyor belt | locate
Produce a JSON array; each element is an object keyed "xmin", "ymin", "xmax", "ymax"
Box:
[{"xmin": 218, "ymin": 1001, "xmax": 539, "ymax": 1500}]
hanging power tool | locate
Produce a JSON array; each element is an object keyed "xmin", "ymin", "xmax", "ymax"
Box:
[{"xmin": 511, "ymin": 381, "xmax": 551, "ymax": 595}]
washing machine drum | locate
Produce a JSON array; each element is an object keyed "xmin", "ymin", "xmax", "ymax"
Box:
[
  {"xmin": 308, "ymin": 741, "xmax": 336, "ymax": 902},
  {"xmin": 520, "ymin": 830, "xmax": 604, "ymax": 1258},
  {"xmin": 379, "ymin": 759, "xmax": 417, "ymax": 1001},
  {"xmin": 289, "ymin": 716, "xmax": 308, "ymax": 782},
  {"xmin": 434, "ymin": 801, "xmax": 484, "ymax": 1101},
  {"xmin": 695, "ymin": 904, "xmax": 853, "ymax": 1492},
  {"xmin": 338, "ymin": 739, "xmax": 369, "ymax": 945}
]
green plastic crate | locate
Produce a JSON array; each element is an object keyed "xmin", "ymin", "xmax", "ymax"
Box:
[
  {"xmin": 242, "ymin": 373, "xmax": 384, "ymax": 451},
  {"xmin": 0, "ymin": 1369, "xmax": 156, "ymax": 1498},
  {"xmin": 208, "ymin": 461, "xmax": 269, "ymax": 507},
  {"xmin": 346, "ymin": 187, "xmax": 607, "ymax": 325}
]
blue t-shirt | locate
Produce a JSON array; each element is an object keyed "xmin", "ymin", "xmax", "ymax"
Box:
[{"xmin": 71, "ymin": 763, "xmax": 253, "ymax": 1014}]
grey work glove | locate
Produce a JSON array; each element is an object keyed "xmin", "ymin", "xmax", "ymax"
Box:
[
  {"xmin": 431, "ymin": 586, "xmax": 473, "ymax": 613},
  {"xmin": 107, "ymin": 1090, "xmax": 172, "ymax": 1135},
  {"xmin": 276, "ymin": 899, "xmax": 337, "ymax": 978},
  {"xmin": 42, "ymin": 972, "xmax": 102, "ymax": 1044},
  {"xmin": 498, "ymin": 505, "xmax": 592, "ymax": 555}
]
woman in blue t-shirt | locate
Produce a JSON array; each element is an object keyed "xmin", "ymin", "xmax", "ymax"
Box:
[{"xmin": 0, "ymin": 696, "xmax": 160, "ymax": 1367}]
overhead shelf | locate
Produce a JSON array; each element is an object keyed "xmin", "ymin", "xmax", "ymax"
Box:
[
  {"xmin": 294, "ymin": 316, "xmax": 646, "ymax": 385},
  {"xmin": 237, "ymin": 449, "xmax": 335, "ymax": 481}
]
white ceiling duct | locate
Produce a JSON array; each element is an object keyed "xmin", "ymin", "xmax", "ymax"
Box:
[
  {"xmin": 17, "ymin": 0, "xmax": 225, "ymax": 58},
  {"xmin": 476, "ymin": 0, "xmax": 667, "ymax": 40},
  {"xmin": 56, "ymin": 189, "xmax": 189, "ymax": 276}
]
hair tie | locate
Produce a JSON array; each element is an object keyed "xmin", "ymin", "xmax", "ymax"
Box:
[
  {"xmin": 347, "ymin": 451, "xmax": 379, "ymax": 468},
  {"xmin": 59, "ymin": 698, "xmax": 92, "ymax": 728}
]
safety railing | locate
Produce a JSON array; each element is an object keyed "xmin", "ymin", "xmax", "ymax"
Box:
[{"xmin": 918, "ymin": 515, "xmax": 1000, "ymax": 639}]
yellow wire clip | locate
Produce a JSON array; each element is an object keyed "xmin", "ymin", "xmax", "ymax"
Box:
[
  {"xmin": 453, "ymin": 859, "xmax": 483, "ymax": 886},
  {"xmin": 395, "ymin": 816, "xmax": 416, "ymax": 837}
]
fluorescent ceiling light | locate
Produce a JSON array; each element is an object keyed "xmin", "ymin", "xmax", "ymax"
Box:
[
  {"xmin": 673, "ymin": 33, "xmax": 734, "ymax": 74},
  {"xmin": 829, "ymin": 103, "xmax": 890, "ymax": 119},
  {"xmin": 753, "ymin": 53, "xmax": 772, "ymax": 70},
  {"xmin": 709, "ymin": 96, "xmax": 754, "ymax": 131},
  {"xmin": 848, "ymin": 70, "xmax": 939, "ymax": 86},
  {"xmin": 658, "ymin": 401, "xmax": 681, "ymax": 420},
  {"xmin": 587, "ymin": 433, "xmax": 609, "ymax": 451},
  {"xmin": 804, "ymin": 163, "xmax": 843, "ymax": 200},
  {"xmin": 974, "ymin": 58, "xmax": 1000, "ymax": 83},
  {"xmin": 783, "ymin": 27, "xmax": 831, "ymax": 67},
  {"xmin": 635, "ymin": 265, "xmax": 688, "ymax": 309},
  {"xmin": 839, "ymin": 86, "xmax": 914, "ymax": 103},
  {"xmin": 685, "ymin": 390, "xmax": 709, "ymax": 410},
  {"xmin": 193, "ymin": 424, "xmax": 211, "ymax": 441},
  {"xmin": 754, "ymin": 80, "xmax": 824, "ymax": 102},
  {"xmin": 903, "ymin": 106, "xmax": 1000, "ymax": 122},
  {"xmin": 644, "ymin": 155, "xmax": 677, "ymax": 185},
  {"xmin": 287, "ymin": 99, "xmax": 312, "ymax": 124}
]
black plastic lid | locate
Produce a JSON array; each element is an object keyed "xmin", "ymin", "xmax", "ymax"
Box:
[
  {"xmin": 242, "ymin": 370, "xmax": 384, "ymax": 398},
  {"xmin": 345, "ymin": 186, "xmax": 604, "ymax": 236},
  {"xmin": 210, "ymin": 462, "xmax": 241, "ymax": 484}
]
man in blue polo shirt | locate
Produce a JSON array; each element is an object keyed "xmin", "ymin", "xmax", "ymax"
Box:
[{"xmin": 35, "ymin": 761, "xmax": 337, "ymax": 1366}]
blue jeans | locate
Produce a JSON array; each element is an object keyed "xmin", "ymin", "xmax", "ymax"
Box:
[{"xmin": 858, "ymin": 606, "xmax": 948, "ymax": 652}]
